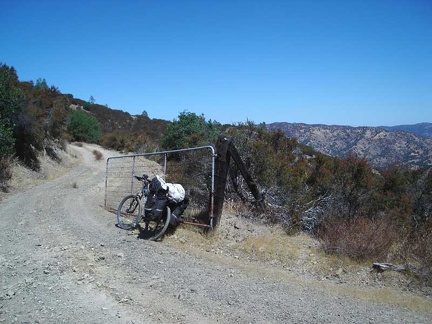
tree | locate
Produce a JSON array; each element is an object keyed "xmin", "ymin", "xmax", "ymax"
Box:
[
  {"xmin": 67, "ymin": 110, "xmax": 102, "ymax": 143},
  {"xmin": 0, "ymin": 63, "xmax": 24, "ymax": 157},
  {"xmin": 83, "ymin": 95, "xmax": 95, "ymax": 111},
  {"xmin": 34, "ymin": 78, "xmax": 48, "ymax": 90},
  {"xmin": 141, "ymin": 110, "xmax": 148, "ymax": 118},
  {"xmin": 0, "ymin": 63, "xmax": 26, "ymax": 187},
  {"xmin": 161, "ymin": 111, "xmax": 221, "ymax": 150}
]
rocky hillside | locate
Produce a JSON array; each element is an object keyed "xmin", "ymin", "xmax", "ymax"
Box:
[
  {"xmin": 267, "ymin": 123, "xmax": 432, "ymax": 169},
  {"xmin": 381, "ymin": 123, "xmax": 432, "ymax": 139}
]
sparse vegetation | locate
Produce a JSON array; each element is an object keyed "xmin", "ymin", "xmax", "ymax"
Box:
[
  {"xmin": 101, "ymin": 130, "xmax": 155, "ymax": 153},
  {"xmin": 219, "ymin": 122, "xmax": 432, "ymax": 284},
  {"xmin": 1, "ymin": 63, "xmax": 431, "ymax": 285},
  {"xmin": 92, "ymin": 149, "xmax": 103, "ymax": 160}
]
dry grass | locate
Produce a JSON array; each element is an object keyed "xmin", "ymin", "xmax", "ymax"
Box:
[
  {"xmin": 166, "ymin": 211, "xmax": 321, "ymax": 268},
  {"xmin": 234, "ymin": 230, "xmax": 303, "ymax": 264},
  {"xmin": 223, "ymin": 200, "xmax": 250, "ymax": 214},
  {"xmin": 6, "ymin": 147, "xmax": 81, "ymax": 194},
  {"xmin": 165, "ymin": 211, "xmax": 432, "ymax": 314}
]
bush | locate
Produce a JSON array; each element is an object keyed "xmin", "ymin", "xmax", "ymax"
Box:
[
  {"xmin": 67, "ymin": 110, "xmax": 102, "ymax": 143},
  {"xmin": 404, "ymin": 219, "xmax": 432, "ymax": 282},
  {"xmin": 224, "ymin": 123, "xmax": 312, "ymax": 230},
  {"xmin": 161, "ymin": 111, "xmax": 221, "ymax": 150},
  {"xmin": 101, "ymin": 131, "xmax": 155, "ymax": 153},
  {"xmin": 0, "ymin": 123, "xmax": 14, "ymax": 157},
  {"xmin": 92, "ymin": 150, "xmax": 103, "ymax": 160},
  {"xmin": 317, "ymin": 217, "xmax": 398, "ymax": 261},
  {"xmin": 0, "ymin": 64, "xmax": 23, "ymax": 157},
  {"xmin": 0, "ymin": 156, "xmax": 12, "ymax": 192},
  {"xmin": 13, "ymin": 112, "xmax": 41, "ymax": 170}
]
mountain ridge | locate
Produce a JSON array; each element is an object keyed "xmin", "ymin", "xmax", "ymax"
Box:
[
  {"xmin": 379, "ymin": 122, "xmax": 432, "ymax": 139},
  {"xmin": 267, "ymin": 122, "xmax": 432, "ymax": 169}
]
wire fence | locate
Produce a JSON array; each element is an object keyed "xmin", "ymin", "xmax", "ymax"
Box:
[{"xmin": 105, "ymin": 146, "xmax": 216, "ymax": 226}]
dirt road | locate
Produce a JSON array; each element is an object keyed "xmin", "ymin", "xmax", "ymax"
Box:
[{"xmin": 1, "ymin": 143, "xmax": 431, "ymax": 323}]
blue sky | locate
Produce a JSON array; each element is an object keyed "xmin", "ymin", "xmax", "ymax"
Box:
[{"xmin": 1, "ymin": 0, "xmax": 431, "ymax": 126}]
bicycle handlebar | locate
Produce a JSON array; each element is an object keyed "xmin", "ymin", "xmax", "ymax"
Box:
[{"xmin": 133, "ymin": 174, "xmax": 149, "ymax": 182}]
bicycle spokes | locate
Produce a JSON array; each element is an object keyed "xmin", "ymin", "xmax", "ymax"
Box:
[{"xmin": 117, "ymin": 195, "xmax": 141, "ymax": 230}]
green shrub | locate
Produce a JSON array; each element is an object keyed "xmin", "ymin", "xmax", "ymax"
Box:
[
  {"xmin": 67, "ymin": 110, "xmax": 101, "ymax": 143},
  {"xmin": 0, "ymin": 63, "xmax": 23, "ymax": 158},
  {"xmin": 161, "ymin": 111, "xmax": 221, "ymax": 150},
  {"xmin": 0, "ymin": 123, "xmax": 14, "ymax": 157}
]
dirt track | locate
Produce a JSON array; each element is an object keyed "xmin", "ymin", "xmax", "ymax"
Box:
[{"xmin": 1, "ymin": 143, "xmax": 431, "ymax": 323}]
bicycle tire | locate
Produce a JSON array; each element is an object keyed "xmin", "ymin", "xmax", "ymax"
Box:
[
  {"xmin": 140, "ymin": 206, "xmax": 171, "ymax": 241},
  {"xmin": 117, "ymin": 195, "xmax": 141, "ymax": 230}
]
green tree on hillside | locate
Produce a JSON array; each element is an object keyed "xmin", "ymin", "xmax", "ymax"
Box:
[
  {"xmin": 34, "ymin": 78, "xmax": 48, "ymax": 90},
  {"xmin": 161, "ymin": 111, "xmax": 221, "ymax": 150},
  {"xmin": 0, "ymin": 64, "xmax": 24, "ymax": 157},
  {"xmin": 0, "ymin": 64, "xmax": 26, "ymax": 187},
  {"xmin": 67, "ymin": 110, "xmax": 101, "ymax": 143}
]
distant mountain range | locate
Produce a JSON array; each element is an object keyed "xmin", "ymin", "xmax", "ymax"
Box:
[
  {"xmin": 379, "ymin": 123, "xmax": 432, "ymax": 139},
  {"xmin": 267, "ymin": 122, "xmax": 432, "ymax": 169}
]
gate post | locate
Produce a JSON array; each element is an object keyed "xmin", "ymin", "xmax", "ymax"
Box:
[
  {"xmin": 211, "ymin": 135, "xmax": 265, "ymax": 228},
  {"xmin": 212, "ymin": 135, "xmax": 231, "ymax": 228}
]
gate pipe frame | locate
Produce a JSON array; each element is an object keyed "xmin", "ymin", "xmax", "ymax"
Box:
[{"xmin": 105, "ymin": 145, "xmax": 216, "ymax": 229}]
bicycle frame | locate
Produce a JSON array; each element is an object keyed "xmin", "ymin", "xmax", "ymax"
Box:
[{"xmin": 117, "ymin": 174, "xmax": 172, "ymax": 240}]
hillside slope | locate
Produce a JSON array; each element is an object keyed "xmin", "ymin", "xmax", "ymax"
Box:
[
  {"xmin": 381, "ymin": 122, "xmax": 432, "ymax": 139},
  {"xmin": 268, "ymin": 123, "xmax": 432, "ymax": 168}
]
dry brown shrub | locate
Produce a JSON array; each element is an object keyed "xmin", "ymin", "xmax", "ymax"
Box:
[
  {"xmin": 405, "ymin": 219, "xmax": 432, "ymax": 282},
  {"xmin": 92, "ymin": 150, "xmax": 103, "ymax": 160},
  {"xmin": 318, "ymin": 216, "xmax": 398, "ymax": 261}
]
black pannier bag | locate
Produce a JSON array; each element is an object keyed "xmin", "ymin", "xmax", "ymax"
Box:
[{"xmin": 144, "ymin": 176, "xmax": 168, "ymax": 220}]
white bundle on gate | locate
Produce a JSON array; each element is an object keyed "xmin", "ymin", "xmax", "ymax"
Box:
[{"xmin": 166, "ymin": 183, "xmax": 185, "ymax": 203}]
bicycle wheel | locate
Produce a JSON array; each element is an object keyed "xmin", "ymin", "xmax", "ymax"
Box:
[
  {"xmin": 117, "ymin": 195, "xmax": 141, "ymax": 230},
  {"xmin": 140, "ymin": 206, "xmax": 171, "ymax": 241}
]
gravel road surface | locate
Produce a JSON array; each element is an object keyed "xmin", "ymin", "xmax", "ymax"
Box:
[{"xmin": 1, "ymin": 144, "xmax": 431, "ymax": 323}]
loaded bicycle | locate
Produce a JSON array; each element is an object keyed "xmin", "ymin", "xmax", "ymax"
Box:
[{"xmin": 117, "ymin": 174, "xmax": 171, "ymax": 241}]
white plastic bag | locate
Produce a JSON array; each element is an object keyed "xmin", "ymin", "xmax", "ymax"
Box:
[{"xmin": 166, "ymin": 183, "xmax": 185, "ymax": 203}]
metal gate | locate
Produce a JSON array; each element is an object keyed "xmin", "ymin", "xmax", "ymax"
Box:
[{"xmin": 105, "ymin": 145, "xmax": 216, "ymax": 228}]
